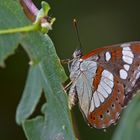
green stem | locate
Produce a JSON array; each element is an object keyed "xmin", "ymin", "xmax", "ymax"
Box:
[{"xmin": 0, "ymin": 23, "xmax": 39, "ymax": 35}]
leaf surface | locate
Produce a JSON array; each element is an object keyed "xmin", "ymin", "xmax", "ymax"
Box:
[{"xmin": 0, "ymin": 0, "xmax": 76, "ymax": 140}]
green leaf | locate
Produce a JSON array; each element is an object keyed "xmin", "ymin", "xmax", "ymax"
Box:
[
  {"xmin": 0, "ymin": 0, "xmax": 76, "ymax": 140},
  {"xmin": 112, "ymin": 93, "xmax": 140, "ymax": 140},
  {"xmin": 23, "ymin": 116, "xmax": 44, "ymax": 140},
  {"xmin": 41, "ymin": 1, "xmax": 50, "ymax": 15},
  {"xmin": 0, "ymin": 0, "xmax": 29, "ymax": 66},
  {"xmin": 20, "ymin": 32, "xmax": 75, "ymax": 140},
  {"xmin": 16, "ymin": 65, "xmax": 42, "ymax": 124},
  {"xmin": 35, "ymin": 1, "xmax": 50, "ymax": 21}
]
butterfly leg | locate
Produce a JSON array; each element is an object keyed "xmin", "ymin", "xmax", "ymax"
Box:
[
  {"xmin": 60, "ymin": 59, "xmax": 71, "ymax": 64},
  {"xmin": 64, "ymin": 81, "xmax": 73, "ymax": 91}
]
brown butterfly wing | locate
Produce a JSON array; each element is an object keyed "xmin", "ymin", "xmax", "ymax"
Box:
[
  {"xmin": 87, "ymin": 42, "xmax": 140, "ymax": 128},
  {"xmin": 69, "ymin": 42, "xmax": 140, "ymax": 128}
]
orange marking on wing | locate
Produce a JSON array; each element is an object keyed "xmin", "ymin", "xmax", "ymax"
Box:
[
  {"xmin": 114, "ymin": 102, "xmax": 121, "ymax": 117},
  {"xmin": 88, "ymin": 111, "xmax": 103, "ymax": 128},
  {"xmin": 82, "ymin": 42, "xmax": 140, "ymax": 60},
  {"xmin": 81, "ymin": 47, "xmax": 108, "ymax": 59},
  {"xmin": 103, "ymin": 115, "xmax": 110, "ymax": 127},
  {"xmin": 131, "ymin": 44, "xmax": 140, "ymax": 54},
  {"xmin": 110, "ymin": 48, "xmax": 122, "ymax": 62},
  {"xmin": 92, "ymin": 66, "xmax": 103, "ymax": 90},
  {"xmin": 116, "ymin": 82, "xmax": 124, "ymax": 105},
  {"xmin": 87, "ymin": 76, "xmax": 125, "ymax": 128}
]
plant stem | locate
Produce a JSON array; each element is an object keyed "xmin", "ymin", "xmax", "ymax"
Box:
[{"xmin": 0, "ymin": 23, "xmax": 38, "ymax": 34}]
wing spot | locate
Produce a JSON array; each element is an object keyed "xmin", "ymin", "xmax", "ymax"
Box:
[
  {"xmin": 100, "ymin": 114, "xmax": 103, "ymax": 119},
  {"xmin": 123, "ymin": 64, "xmax": 130, "ymax": 71},
  {"xmin": 119, "ymin": 69, "xmax": 128, "ymax": 79},
  {"xmin": 122, "ymin": 50, "xmax": 134, "ymax": 58},
  {"xmin": 122, "ymin": 46, "xmax": 134, "ymax": 65},
  {"xmin": 107, "ymin": 110, "xmax": 110, "ymax": 114},
  {"xmin": 94, "ymin": 91, "xmax": 100, "ymax": 108},
  {"xmin": 122, "ymin": 56, "xmax": 133, "ymax": 64},
  {"xmin": 111, "ymin": 104, "xmax": 115, "ymax": 108},
  {"xmin": 105, "ymin": 51, "xmax": 111, "ymax": 61}
]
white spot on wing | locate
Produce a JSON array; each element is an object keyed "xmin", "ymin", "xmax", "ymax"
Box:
[
  {"xmin": 93, "ymin": 70, "xmax": 114, "ymax": 108},
  {"xmin": 124, "ymin": 64, "xmax": 130, "ymax": 71},
  {"xmin": 89, "ymin": 96, "xmax": 95, "ymax": 112},
  {"xmin": 102, "ymin": 70, "xmax": 112, "ymax": 77},
  {"xmin": 122, "ymin": 46, "xmax": 134, "ymax": 64},
  {"xmin": 102, "ymin": 70, "xmax": 114, "ymax": 88},
  {"xmin": 97, "ymin": 92, "xmax": 105, "ymax": 103},
  {"xmin": 93, "ymin": 91, "xmax": 100, "ymax": 108},
  {"xmin": 123, "ymin": 47, "xmax": 131, "ymax": 51},
  {"xmin": 105, "ymin": 52, "xmax": 111, "ymax": 61},
  {"xmin": 122, "ymin": 56, "xmax": 133, "ymax": 64},
  {"xmin": 119, "ymin": 69, "xmax": 128, "ymax": 79},
  {"xmin": 100, "ymin": 81, "xmax": 112, "ymax": 94},
  {"xmin": 104, "ymin": 78, "xmax": 114, "ymax": 89},
  {"xmin": 122, "ymin": 50, "xmax": 134, "ymax": 58},
  {"xmin": 97, "ymin": 84, "xmax": 108, "ymax": 98}
]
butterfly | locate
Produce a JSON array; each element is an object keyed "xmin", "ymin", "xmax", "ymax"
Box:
[{"xmin": 68, "ymin": 41, "xmax": 140, "ymax": 129}]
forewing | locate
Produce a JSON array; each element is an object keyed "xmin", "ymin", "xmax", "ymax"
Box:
[{"xmin": 86, "ymin": 42, "xmax": 140, "ymax": 128}]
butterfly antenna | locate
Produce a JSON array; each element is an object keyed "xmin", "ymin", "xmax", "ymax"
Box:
[{"xmin": 73, "ymin": 19, "xmax": 82, "ymax": 50}]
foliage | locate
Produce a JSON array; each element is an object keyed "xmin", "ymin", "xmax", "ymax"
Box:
[{"xmin": 0, "ymin": 0, "xmax": 76, "ymax": 140}]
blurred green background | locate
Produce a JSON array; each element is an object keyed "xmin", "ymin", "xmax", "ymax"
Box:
[{"xmin": 0, "ymin": 0, "xmax": 140, "ymax": 139}]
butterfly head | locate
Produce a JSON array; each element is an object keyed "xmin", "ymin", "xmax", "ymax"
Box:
[
  {"xmin": 68, "ymin": 49, "xmax": 83, "ymax": 80},
  {"xmin": 72, "ymin": 48, "xmax": 83, "ymax": 59}
]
